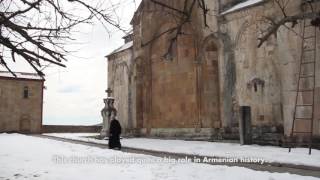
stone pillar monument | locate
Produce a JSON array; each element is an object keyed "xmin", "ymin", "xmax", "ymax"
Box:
[{"xmin": 100, "ymin": 88, "xmax": 117, "ymax": 137}]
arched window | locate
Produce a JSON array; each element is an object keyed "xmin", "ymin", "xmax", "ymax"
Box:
[{"xmin": 23, "ymin": 86, "xmax": 29, "ymax": 99}]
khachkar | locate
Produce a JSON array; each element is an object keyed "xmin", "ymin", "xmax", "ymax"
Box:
[{"xmin": 100, "ymin": 88, "xmax": 117, "ymax": 137}]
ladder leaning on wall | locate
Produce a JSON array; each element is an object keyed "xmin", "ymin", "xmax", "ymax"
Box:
[{"xmin": 288, "ymin": 17, "xmax": 317, "ymax": 155}]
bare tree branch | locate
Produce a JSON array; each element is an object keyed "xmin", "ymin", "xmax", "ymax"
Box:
[
  {"xmin": 258, "ymin": 11, "xmax": 318, "ymax": 47},
  {"xmin": 258, "ymin": 0, "xmax": 320, "ymax": 47},
  {"xmin": 0, "ymin": 0, "xmax": 128, "ymax": 76},
  {"xmin": 142, "ymin": 0, "xmax": 209, "ymax": 60}
]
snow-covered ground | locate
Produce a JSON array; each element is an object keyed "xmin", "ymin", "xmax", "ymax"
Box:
[
  {"xmin": 0, "ymin": 133, "xmax": 319, "ymax": 180},
  {"xmin": 45, "ymin": 133, "xmax": 320, "ymax": 168}
]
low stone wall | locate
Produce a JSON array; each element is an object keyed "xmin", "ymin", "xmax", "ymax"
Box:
[
  {"xmin": 42, "ymin": 125, "xmax": 102, "ymax": 133},
  {"xmin": 136, "ymin": 128, "xmax": 235, "ymax": 141},
  {"xmin": 125, "ymin": 127, "xmax": 320, "ymax": 148},
  {"xmin": 134, "ymin": 127, "xmax": 284, "ymax": 146}
]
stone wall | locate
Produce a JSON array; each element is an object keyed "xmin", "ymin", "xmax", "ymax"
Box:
[
  {"xmin": 110, "ymin": 0, "xmax": 320, "ymax": 145},
  {"xmin": 107, "ymin": 47, "xmax": 134, "ymax": 133},
  {"xmin": 0, "ymin": 78, "xmax": 44, "ymax": 134},
  {"xmin": 221, "ymin": 0, "xmax": 320, "ymax": 139},
  {"xmin": 221, "ymin": 1, "xmax": 283, "ymax": 141},
  {"xmin": 131, "ymin": 0, "xmax": 223, "ymax": 136},
  {"xmin": 42, "ymin": 125, "xmax": 101, "ymax": 133}
]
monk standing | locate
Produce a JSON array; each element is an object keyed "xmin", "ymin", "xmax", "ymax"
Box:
[{"xmin": 108, "ymin": 112, "xmax": 122, "ymax": 150}]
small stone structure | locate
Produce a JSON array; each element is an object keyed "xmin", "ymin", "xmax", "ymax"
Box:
[{"xmin": 0, "ymin": 71, "xmax": 44, "ymax": 133}]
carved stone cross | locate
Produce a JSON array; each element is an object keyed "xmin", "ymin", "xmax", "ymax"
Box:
[{"xmin": 105, "ymin": 88, "xmax": 113, "ymax": 97}]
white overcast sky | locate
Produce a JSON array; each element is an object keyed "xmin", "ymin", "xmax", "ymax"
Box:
[{"xmin": 1, "ymin": 0, "xmax": 141, "ymax": 125}]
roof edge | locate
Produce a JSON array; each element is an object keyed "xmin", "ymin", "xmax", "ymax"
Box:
[
  {"xmin": 105, "ymin": 41, "xmax": 133, "ymax": 58},
  {"xmin": 0, "ymin": 71, "xmax": 45, "ymax": 81},
  {"xmin": 0, "ymin": 76, "xmax": 45, "ymax": 82},
  {"xmin": 220, "ymin": 0, "xmax": 266, "ymax": 16}
]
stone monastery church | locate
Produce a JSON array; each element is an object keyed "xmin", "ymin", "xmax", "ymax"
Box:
[{"xmin": 106, "ymin": 0, "xmax": 320, "ymax": 145}]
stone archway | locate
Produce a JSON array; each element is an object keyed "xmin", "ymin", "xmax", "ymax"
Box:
[{"xmin": 200, "ymin": 37, "xmax": 221, "ymax": 128}]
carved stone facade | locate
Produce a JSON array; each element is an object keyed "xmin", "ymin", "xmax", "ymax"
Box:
[
  {"xmin": 0, "ymin": 72, "xmax": 44, "ymax": 133},
  {"xmin": 108, "ymin": 0, "xmax": 320, "ymax": 145},
  {"xmin": 106, "ymin": 37, "xmax": 134, "ymax": 134},
  {"xmin": 219, "ymin": 0, "xmax": 320, "ymax": 144}
]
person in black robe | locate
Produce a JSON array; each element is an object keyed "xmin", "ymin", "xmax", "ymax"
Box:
[{"xmin": 108, "ymin": 118, "xmax": 122, "ymax": 149}]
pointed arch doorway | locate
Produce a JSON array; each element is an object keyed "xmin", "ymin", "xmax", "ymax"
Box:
[{"xmin": 199, "ymin": 37, "xmax": 221, "ymax": 129}]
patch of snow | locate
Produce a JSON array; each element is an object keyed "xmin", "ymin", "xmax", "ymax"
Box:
[
  {"xmin": 123, "ymin": 29, "xmax": 133, "ymax": 38},
  {"xmin": 0, "ymin": 133, "xmax": 318, "ymax": 180},
  {"xmin": 221, "ymin": 0, "xmax": 265, "ymax": 15},
  {"xmin": 107, "ymin": 41, "xmax": 133, "ymax": 57},
  {"xmin": 45, "ymin": 133, "xmax": 320, "ymax": 168}
]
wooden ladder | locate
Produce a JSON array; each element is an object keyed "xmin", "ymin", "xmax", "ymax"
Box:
[{"xmin": 288, "ymin": 18, "xmax": 317, "ymax": 155}]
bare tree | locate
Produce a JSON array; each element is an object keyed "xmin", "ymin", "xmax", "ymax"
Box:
[
  {"xmin": 258, "ymin": 0, "xmax": 320, "ymax": 47},
  {"xmin": 0, "ymin": 0, "xmax": 127, "ymax": 76},
  {"xmin": 140, "ymin": 0, "xmax": 209, "ymax": 60},
  {"xmin": 144, "ymin": 0, "xmax": 320, "ymax": 51}
]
